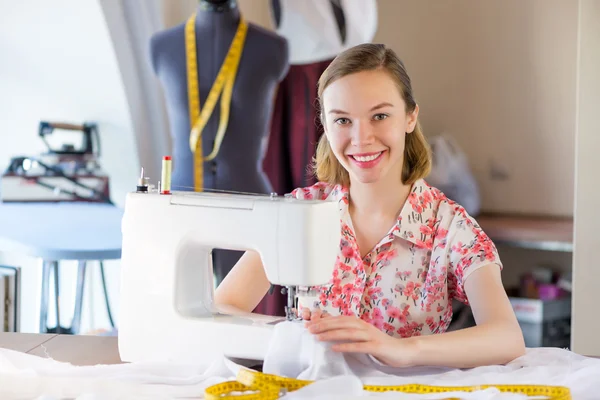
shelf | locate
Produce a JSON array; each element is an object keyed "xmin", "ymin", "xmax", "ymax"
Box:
[{"xmin": 475, "ymin": 213, "xmax": 574, "ymax": 252}]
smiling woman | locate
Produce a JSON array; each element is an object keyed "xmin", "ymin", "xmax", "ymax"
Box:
[{"xmin": 215, "ymin": 43, "xmax": 526, "ymax": 370}]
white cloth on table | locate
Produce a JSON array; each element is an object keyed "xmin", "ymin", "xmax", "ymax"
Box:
[
  {"xmin": 0, "ymin": 321, "xmax": 599, "ymax": 399},
  {"xmin": 262, "ymin": 322, "xmax": 600, "ymax": 399}
]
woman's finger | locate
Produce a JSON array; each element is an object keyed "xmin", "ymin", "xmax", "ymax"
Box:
[
  {"xmin": 316, "ymin": 327, "xmax": 371, "ymax": 343},
  {"xmin": 301, "ymin": 307, "xmax": 311, "ymax": 320},
  {"xmin": 310, "ymin": 309, "xmax": 324, "ymax": 321},
  {"xmin": 307, "ymin": 316, "xmax": 366, "ymax": 333}
]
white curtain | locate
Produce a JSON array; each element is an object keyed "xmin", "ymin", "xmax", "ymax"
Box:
[{"xmin": 98, "ymin": 0, "xmax": 171, "ymax": 182}]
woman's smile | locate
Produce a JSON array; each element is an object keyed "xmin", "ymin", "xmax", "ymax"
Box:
[{"xmin": 347, "ymin": 150, "xmax": 386, "ymax": 168}]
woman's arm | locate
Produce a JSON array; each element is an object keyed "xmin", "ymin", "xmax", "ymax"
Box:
[
  {"xmin": 213, "ymin": 250, "xmax": 271, "ymax": 313},
  {"xmin": 404, "ymin": 264, "xmax": 526, "ymax": 368},
  {"xmin": 305, "ymin": 264, "xmax": 526, "ymax": 369}
]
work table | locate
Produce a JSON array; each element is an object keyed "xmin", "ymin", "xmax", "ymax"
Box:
[
  {"xmin": 0, "ymin": 332, "xmax": 122, "ymax": 366},
  {"xmin": 2, "ymin": 332, "xmax": 598, "ymax": 367}
]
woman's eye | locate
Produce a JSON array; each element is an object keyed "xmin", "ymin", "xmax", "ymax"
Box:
[
  {"xmin": 373, "ymin": 113, "xmax": 388, "ymax": 121},
  {"xmin": 334, "ymin": 118, "xmax": 350, "ymax": 125}
]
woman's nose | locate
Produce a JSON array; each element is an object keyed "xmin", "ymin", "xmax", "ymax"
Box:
[{"xmin": 350, "ymin": 121, "xmax": 375, "ymax": 146}]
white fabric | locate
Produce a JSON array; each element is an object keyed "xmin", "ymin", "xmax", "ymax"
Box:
[
  {"xmin": 263, "ymin": 323, "xmax": 600, "ymax": 399},
  {"xmin": 272, "ymin": 0, "xmax": 378, "ymax": 65},
  {"xmin": 1, "ymin": 322, "xmax": 600, "ymax": 399}
]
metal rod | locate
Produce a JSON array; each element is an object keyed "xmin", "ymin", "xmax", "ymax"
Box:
[
  {"xmin": 53, "ymin": 261, "xmax": 61, "ymax": 334},
  {"xmin": 284, "ymin": 286, "xmax": 297, "ymax": 321},
  {"xmin": 71, "ymin": 261, "xmax": 87, "ymax": 334},
  {"xmin": 99, "ymin": 262, "xmax": 115, "ymax": 328},
  {"xmin": 39, "ymin": 261, "xmax": 51, "ymax": 333}
]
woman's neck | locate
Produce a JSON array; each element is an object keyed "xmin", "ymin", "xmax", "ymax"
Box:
[{"xmin": 348, "ymin": 174, "xmax": 412, "ymax": 219}]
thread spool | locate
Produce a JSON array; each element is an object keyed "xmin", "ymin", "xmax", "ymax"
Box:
[{"xmin": 161, "ymin": 156, "xmax": 172, "ymax": 194}]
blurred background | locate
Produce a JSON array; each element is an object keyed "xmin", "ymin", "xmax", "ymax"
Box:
[{"xmin": 0, "ymin": 0, "xmax": 598, "ymax": 356}]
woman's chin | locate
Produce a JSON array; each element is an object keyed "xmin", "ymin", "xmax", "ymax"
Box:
[{"xmin": 350, "ymin": 171, "xmax": 383, "ymax": 185}]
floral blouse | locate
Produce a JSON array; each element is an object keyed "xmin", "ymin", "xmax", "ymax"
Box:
[{"xmin": 291, "ymin": 179, "xmax": 502, "ymax": 338}]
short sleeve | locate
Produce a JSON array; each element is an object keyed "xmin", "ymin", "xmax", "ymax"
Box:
[
  {"xmin": 289, "ymin": 182, "xmax": 336, "ymax": 200},
  {"xmin": 446, "ymin": 209, "xmax": 503, "ymax": 305}
]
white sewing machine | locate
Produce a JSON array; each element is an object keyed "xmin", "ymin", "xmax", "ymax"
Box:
[{"xmin": 118, "ymin": 185, "xmax": 341, "ymax": 365}]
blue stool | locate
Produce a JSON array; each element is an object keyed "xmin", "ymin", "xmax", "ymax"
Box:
[{"xmin": 0, "ymin": 202, "xmax": 123, "ymax": 334}]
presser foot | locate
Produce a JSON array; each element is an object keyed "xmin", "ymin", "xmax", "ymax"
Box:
[
  {"xmin": 282, "ymin": 285, "xmax": 302, "ymax": 322},
  {"xmin": 284, "ymin": 306, "xmax": 302, "ymax": 322}
]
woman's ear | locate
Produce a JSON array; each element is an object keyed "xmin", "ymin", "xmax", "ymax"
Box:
[{"xmin": 406, "ymin": 104, "xmax": 419, "ymax": 133}]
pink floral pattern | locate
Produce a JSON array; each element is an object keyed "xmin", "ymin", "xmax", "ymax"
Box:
[{"xmin": 292, "ymin": 179, "xmax": 502, "ymax": 338}]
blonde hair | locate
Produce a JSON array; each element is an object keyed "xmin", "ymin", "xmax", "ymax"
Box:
[{"xmin": 313, "ymin": 43, "xmax": 431, "ymax": 187}]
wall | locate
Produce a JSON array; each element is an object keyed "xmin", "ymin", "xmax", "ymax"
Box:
[
  {"xmin": 0, "ymin": 0, "xmax": 139, "ymax": 333},
  {"xmin": 374, "ymin": 0, "xmax": 578, "ymax": 217},
  {"xmin": 571, "ymin": 0, "xmax": 600, "ymax": 357}
]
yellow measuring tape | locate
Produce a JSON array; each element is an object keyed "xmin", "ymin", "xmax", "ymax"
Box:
[
  {"xmin": 185, "ymin": 13, "xmax": 248, "ymax": 192},
  {"xmin": 205, "ymin": 368, "xmax": 571, "ymax": 399}
]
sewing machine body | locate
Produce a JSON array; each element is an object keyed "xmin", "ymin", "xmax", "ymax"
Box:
[{"xmin": 118, "ymin": 189, "xmax": 340, "ymax": 364}]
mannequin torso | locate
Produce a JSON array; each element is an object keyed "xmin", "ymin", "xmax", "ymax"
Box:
[{"xmin": 150, "ymin": 0, "xmax": 288, "ymax": 193}]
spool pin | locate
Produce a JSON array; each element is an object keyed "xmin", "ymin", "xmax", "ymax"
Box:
[{"xmin": 161, "ymin": 156, "xmax": 172, "ymax": 195}]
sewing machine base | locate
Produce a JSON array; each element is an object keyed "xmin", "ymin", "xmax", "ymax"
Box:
[{"xmin": 117, "ymin": 308, "xmax": 292, "ymax": 364}]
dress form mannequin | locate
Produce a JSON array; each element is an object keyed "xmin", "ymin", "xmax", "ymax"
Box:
[{"xmin": 150, "ymin": 0, "xmax": 289, "ymax": 288}]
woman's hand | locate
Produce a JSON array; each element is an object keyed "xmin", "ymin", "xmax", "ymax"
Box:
[{"xmin": 304, "ymin": 316, "xmax": 419, "ymax": 368}]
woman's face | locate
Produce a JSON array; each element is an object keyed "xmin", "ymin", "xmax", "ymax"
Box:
[{"xmin": 322, "ymin": 69, "xmax": 418, "ymax": 186}]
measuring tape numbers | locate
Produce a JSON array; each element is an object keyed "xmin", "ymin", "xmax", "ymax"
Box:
[
  {"xmin": 204, "ymin": 368, "xmax": 571, "ymax": 399},
  {"xmin": 185, "ymin": 13, "xmax": 248, "ymax": 192}
]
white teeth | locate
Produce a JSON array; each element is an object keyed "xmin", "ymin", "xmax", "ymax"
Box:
[{"xmin": 352, "ymin": 152, "xmax": 381, "ymax": 162}]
